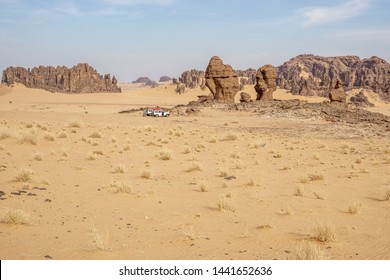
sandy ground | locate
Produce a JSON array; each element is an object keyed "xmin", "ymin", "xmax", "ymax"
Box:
[{"xmin": 0, "ymin": 83, "xmax": 389, "ymax": 260}]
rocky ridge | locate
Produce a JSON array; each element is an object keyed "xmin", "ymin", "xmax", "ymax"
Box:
[
  {"xmin": 2, "ymin": 63, "xmax": 121, "ymax": 93},
  {"xmin": 277, "ymin": 54, "xmax": 390, "ymax": 101}
]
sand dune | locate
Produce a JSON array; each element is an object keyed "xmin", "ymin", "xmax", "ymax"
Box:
[{"xmin": 0, "ymin": 84, "xmax": 389, "ymax": 260}]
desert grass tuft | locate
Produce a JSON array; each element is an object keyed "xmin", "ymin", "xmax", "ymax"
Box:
[
  {"xmin": 292, "ymin": 242, "xmax": 328, "ymax": 260},
  {"xmin": 91, "ymin": 223, "xmax": 111, "ymax": 252},
  {"xmin": 252, "ymin": 139, "xmax": 266, "ymax": 148},
  {"xmin": 32, "ymin": 152, "xmax": 43, "ymax": 161},
  {"xmin": 89, "ymin": 131, "xmax": 102, "ymax": 138},
  {"xmin": 294, "ymin": 186, "xmax": 305, "ymax": 197},
  {"xmin": 43, "ymin": 133, "xmax": 55, "ymax": 141},
  {"xmin": 312, "ymin": 224, "xmax": 336, "ymax": 242},
  {"xmin": 158, "ymin": 147, "xmax": 173, "ymax": 160},
  {"xmin": 198, "ymin": 180, "xmax": 208, "ymax": 192},
  {"xmin": 0, "ymin": 127, "xmax": 13, "ymax": 140},
  {"xmin": 186, "ymin": 162, "xmax": 203, "ymax": 172},
  {"xmin": 0, "ymin": 209, "xmax": 30, "ymax": 225},
  {"xmin": 58, "ymin": 132, "xmax": 68, "ymax": 139},
  {"xmin": 109, "ymin": 180, "xmax": 131, "ymax": 194},
  {"xmin": 347, "ymin": 201, "xmax": 362, "ymax": 214},
  {"xmin": 218, "ymin": 167, "xmax": 229, "ymax": 177},
  {"xmin": 313, "ymin": 190, "xmax": 327, "ymax": 200},
  {"xmin": 69, "ymin": 121, "xmax": 81, "ymax": 128},
  {"xmin": 216, "ymin": 196, "xmax": 236, "ymax": 212},
  {"xmin": 18, "ymin": 132, "xmax": 37, "ymax": 145},
  {"xmin": 308, "ymin": 173, "xmax": 324, "ymax": 181},
  {"xmin": 86, "ymin": 152, "xmax": 97, "ymax": 161},
  {"xmin": 111, "ymin": 164, "xmax": 126, "ymax": 173},
  {"xmin": 141, "ymin": 169, "xmax": 152, "ymax": 179},
  {"xmin": 14, "ymin": 168, "xmax": 35, "ymax": 182}
]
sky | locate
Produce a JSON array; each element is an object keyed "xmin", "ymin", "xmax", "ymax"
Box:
[{"xmin": 1, "ymin": 0, "xmax": 390, "ymax": 82}]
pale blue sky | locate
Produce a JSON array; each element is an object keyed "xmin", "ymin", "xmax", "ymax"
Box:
[{"xmin": 1, "ymin": 0, "xmax": 389, "ymax": 81}]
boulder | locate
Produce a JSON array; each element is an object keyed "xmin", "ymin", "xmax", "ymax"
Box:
[
  {"xmin": 205, "ymin": 56, "xmax": 239, "ymax": 103},
  {"xmin": 329, "ymin": 79, "xmax": 346, "ymax": 103},
  {"xmin": 254, "ymin": 64, "xmax": 277, "ymax": 101},
  {"xmin": 239, "ymin": 92, "xmax": 252, "ymax": 103}
]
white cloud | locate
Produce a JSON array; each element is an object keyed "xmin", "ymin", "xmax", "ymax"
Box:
[{"xmin": 302, "ymin": 0, "xmax": 371, "ymax": 26}]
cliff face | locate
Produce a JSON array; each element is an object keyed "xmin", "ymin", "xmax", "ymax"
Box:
[
  {"xmin": 2, "ymin": 63, "xmax": 121, "ymax": 93},
  {"xmin": 277, "ymin": 54, "xmax": 390, "ymax": 101}
]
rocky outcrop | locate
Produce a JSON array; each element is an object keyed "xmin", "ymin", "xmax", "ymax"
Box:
[
  {"xmin": 277, "ymin": 54, "xmax": 390, "ymax": 101},
  {"xmin": 237, "ymin": 68, "xmax": 256, "ymax": 86},
  {"xmin": 205, "ymin": 56, "xmax": 239, "ymax": 103},
  {"xmin": 159, "ymin": 76, "xmax": 171, "ymax": 82},
  {"xmin": 239, "ymin": 92, "xmax": 252, "ymax": 103},
  {"xmin": 2, "ymin": 63, "xmax": 121, "ymax": 93},
  {"xmin": 255, "ymin": 64, "xmax": 277, "ymax": 101},
  {"xmin": 350, "ymin": 91, "xmax": 374, "ymax": 107},
  {"xmin": 176, "ymin": 83, "xmax": 185, "ymax": 94},
  {"xmin": 329, "ymin": 79, "xmax": 346, "ymax": 103},
  {"xmin": 179, "ymin": 69, "xmax": 205, "ymax": 89}
]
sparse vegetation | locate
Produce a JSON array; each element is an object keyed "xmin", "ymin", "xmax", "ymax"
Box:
[
  {"xmin": 292, "ymin": 242, "xmax": 328, "ymax": 260},
  {"xmin": 141, "ymin": 169, "xmax": 152, "ymax": 179},
  {"xmin": 158, "ymin": 147, "xmax": 173, "ymax": 160},
  {"xmin": 348, "ymin": 201, "xmax": 362, "ymax": 214},
  {"xmin": 69, "ymin": 121, "xmax": 81, "ymax": 128},
  {"xmin": 89, "ymin": 131, "xmax": 102, "ymax": 138},
  {"xmin": 86, "ymin": 152, "xmax": 97, "ymax": 161},
  {"xmin": 0, "ymin": 209, "xmax": 30, "ymax": 225},
  {"xmin": 43, "ymin": 133, "xmax": 55, "ymax": 141},
  {"xmin": 14, "ymin": 168, "xmax": 35, "ymax": 182},
  {"xmin": 112, "ymin": 164, "xmax": 126, "ymax": 173},
  {"xmin": 32, "ymin": 152, "xmax": 43, "ymax": 161},
  {"xmin": 91, "ymin": 223, "xmax": 111, "ymax": 252},
  {"xmin": 313, "ymin": 224, "xmax": 336, "ymax": 242},
  {"xmin": 186, "ymin": 162, "xmax": 202, "ymax": 172},
  {"xmin": 252, "ymin": 140, "xmax": 266, "ymax": 148},
  {"xmin": 198, "ymin": 180, "xmax": 208, "ymax": 192},
  {"xmin": 109, "ymin": 180, "xmax": 131, "ymax": 194},
  {"xmin": 313, "ymin": 190, "xmax": 327, "ymax": 200},
  {"xmin": 217, "ymin": 196, "xmax": 236, "ymax": 212},
  {"xmin": 0, "ymin": 127, "xmax": 12, "ymax": 140},
  {"xmin": 294, "ymin": 186, "xmax": 305, "ymax": 197},
  {"xmin": 18, "ymin": 132, "xmax": 37, "ymax": 145},
  {"xmin": 308, "ymin": 173, "xmax": 324, "ymax": 181},
  {"xmin": 384, "ymin": 190, "xmax": 390, "ymax": 201}
]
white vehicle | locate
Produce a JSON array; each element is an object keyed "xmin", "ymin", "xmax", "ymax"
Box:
[{"xmin": 143, "ymin": 107, "xmax": 170, "ymax": 117}]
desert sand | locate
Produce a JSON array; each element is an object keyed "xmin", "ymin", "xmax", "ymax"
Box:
[{"xmin": 0, "ymin": 83, "xmax": 389, "ymax": 260}]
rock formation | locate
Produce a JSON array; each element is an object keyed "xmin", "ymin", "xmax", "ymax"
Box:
[
  {"xmin": 205, "ymin": 56, "xmax": 239, "ymax": 103},
  {"xmin": 179, "ymin": 69, "xmax": 205, "ymax": 89},
  {"xmin": 239, "ymin": 92, "xmax": 252, "ymax": 103},
  {"xmin": 236, "ymin": 68, "xmax": 256, "ymax": 85},
  {"xmin": 329, "ymin": 79, "xmax": 346, "ymax": 103},
  {"xmin": 175, "ymin": 83, "xmax": 185, "ymax": 94},
  {"xmin": 2, "ymin": 63, "xmax": 121, "ymax": 93},
  {"xmin": 254, "ymin": 64, "xmax": 277, "ymax": 101},
  {"xmin": 277, "ymin": 54, "xmax": 390, "ymax": 101},
  {"xmin": 350, "ymin": 91, "xmax": 374, "ymax": 107}
]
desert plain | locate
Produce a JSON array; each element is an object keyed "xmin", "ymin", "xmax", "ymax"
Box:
[{"xmin": 0, "ymin": 83, "xmax": 389, "ymax": 260}]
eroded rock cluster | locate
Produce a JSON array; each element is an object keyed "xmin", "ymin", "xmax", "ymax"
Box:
[
  {"xmin": 205, "ymin": 56, "xmax": 239, "ymax": 103},
  {"xmin": 2, "ymin": 63, "xmax": 121, "ymax": 93},
  {"xmin": 179, "ymin": 70, "xmax": 205, "ymax": 89},
  {"xmin": 329, "ymin": 79, "xmax": 346, "ymax": 103},
  {"xmin": 277, "ymin": 54, "xmax": 390, "ymax": 101}
]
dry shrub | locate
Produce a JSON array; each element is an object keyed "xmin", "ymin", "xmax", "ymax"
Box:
[
  {"xmin": 69, "ymin": 121, "xmax": 81, "ymax": 128},
  {"xmin": 222, "ymin": 131, "xmax": 238, "ymax": 141},
  {"xmin": 141, "ymin": 169, "xmax": 152, "ymax": 179},
  {"xmin": 89, "ymin": 131, "xmax": 102, "ymax": 138},
  {"xmin": 43, "ymin": 133, "xmax": 55, "ymax": 141},
  {"xmin": 0, "ymin": 209, "xmax": 30, "ymax": 225},
  {"xmin": 294, "ymin": 186, "xmax": 305, "ymax": 197},
  {"xmin": 348, "ymin": 201, "xmax": 362, "ymax": 214},
  {"xmin": 0, "ymin": 127, "xmax": 13, "ymax": 140},
  {"xmin": 313, "ymin": 190, "xmax": 327, "ymax": 200},
  {"xmin": 18, "ymin": 132, "xmax": 37, "ymax": 145},
  {"xmin": 158, "ymin": 147, "xmax": 173, "ymax": 160},
  {"xmin": 109, "ymin": 180, "xmax": 131, "ymax": 194},
  {"xmin": 14, "ymin": 168, "xmax": 35, "ymax": 182},
  {"xmin": 292, "ymin": 242, "xmax": 328, "ymax": 260},
  {"xmin": 313, "ymin": 224, "xmax": 336, "ymax": 242},
  {"xmin": 308, "ymin": 173, "xmax": 324, "ymax": 181},
  {"xmin": 32, "ymin": 152, "xmax": 43, "ymax": 161},
  {"xmin": 217, "ymin": 196, "xmax": 236, "ymax": 212},
  {"xmin": 112, "ymin": 164, "xmax": 126, "ymax": 173},
  {"xmin": 186, "ymin": 162, "xmax": 202, "ymax": 172},
  {"xmin": 91, "ymin": 223, "xmax": 111, "ymax": 252}
]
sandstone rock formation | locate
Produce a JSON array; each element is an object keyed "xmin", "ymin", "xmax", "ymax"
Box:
[
  {"xmin": 239, "ymin": 92, "xmax": 252, "ymax": 103},
  {"xmin": 2, "ymin": 64, "xmax": 121, "ymax": 93},
  {"xmin": 236, "ymin": 68, "xmax": 256, "ymax": 85},
  {"xmin": 175, "ymin": 83, "xmax": 185, "ymax": 94},
  {"xmin": 329, "ymin": 79, "xmax": 346, "ymax": 103},
  {"xmin": 179, "ymin": 69, "xmax": 205, "ymax": 89},
  {"xmin": 277, "ymin": 54, "xmax": 390, "ymax": 101},
  {"xmin": 205, "ymin": 56, "xmax": 239, "ymax": 103},
  {"xmin": 254, "ymin": 64, "xmax": 277, "ymax": 101},
  {"xmin": 350, "ymin": 91, "xmax": 374, "ymax": 107}
]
